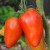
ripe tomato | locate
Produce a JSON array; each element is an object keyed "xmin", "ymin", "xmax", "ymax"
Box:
[
  {"xmin": 4, "ymin": 17, "xmax": 22, "ymax": 48},
  {"xmin": 19, "ymin": 8, "xmax": 43, "ymax": 47}
]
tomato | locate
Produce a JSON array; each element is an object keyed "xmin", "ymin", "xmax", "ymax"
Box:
[
  {"xmin": 19, "ymin": 8, "xmax": 43, "ymax": 47},
  {"xmin": 4, "ymin": 17, "xmax": 22, "ymax": 48}
]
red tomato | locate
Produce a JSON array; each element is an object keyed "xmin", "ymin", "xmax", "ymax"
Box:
[
  {"xmin": 19, "ymin": 8, "xmax": 43, "ymax": 47},
  {"xmin": 4, "ymin": 17, "xmax": 22, "ymax": 48}
]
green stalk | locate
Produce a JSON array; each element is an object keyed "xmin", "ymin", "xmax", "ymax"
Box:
[
  {"xmin": 20, "ymin": 0, "xmax": 24, "ymax": 11},
  {"xmin": 20, "ymin": 0, "xmax": 27, "ymax": 11},
  {"xmin": 36, "ymin": 0, "xmax": 49, "ymax": 49},
  {"xmin": 48, "ymin": 22, "xmax": 50, "ymax": 50}
]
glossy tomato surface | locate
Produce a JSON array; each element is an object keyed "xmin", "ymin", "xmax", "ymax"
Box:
[
  {"xmin": 4, "ymin": 17, "xmax": 22, "ymax": 48},
  {"xmin": 19, "ymin": 8, "xmax": 43, "ymax": 47}
]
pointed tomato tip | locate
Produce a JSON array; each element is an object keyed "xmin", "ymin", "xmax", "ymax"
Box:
[
  {"xmin": 31, "ymin": 40, "xmax": 41, "ymax": 47},
  {"xmin": 28, "ymin": 38, "xmax": 41, "ymax": 47},
  {"xmin": 5, "ymin": 44, "xmax": 13, "ymax": 48},
  {"xmin": 32, "ymin": 42, "xmax": 40, "ymax": 47},
  {"xmin": 6, "ymin": 46, "xmax": 11, "ymax": 48}
]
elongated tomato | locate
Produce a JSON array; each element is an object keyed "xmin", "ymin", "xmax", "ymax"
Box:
[
  {"xmin": 19, "ymin": 8, "xmax": 43, "ymax": 47},
  {"xmin": 4, "ymin": 17, "xmax": 22, "ymax": 48}
]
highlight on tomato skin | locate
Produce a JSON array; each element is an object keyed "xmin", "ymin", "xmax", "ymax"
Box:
[
  {"xmin": 19, "ymin": 8, "xmax": 43, "ymax": 47},
  {"xmin": 4, "ymin": 17, "xmax": 22, "ymax": 48}
]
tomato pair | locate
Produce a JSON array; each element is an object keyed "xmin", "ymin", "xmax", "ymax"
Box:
[{"xmin": 4, "ymin": 8, "xmax": 43, "ymax": 48}]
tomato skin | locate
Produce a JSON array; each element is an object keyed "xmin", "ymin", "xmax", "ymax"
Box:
[
  {"xmin": 19, "ymin": 8, "xmax": 43, "ymax": 47},
  {"xmin": 4, "ymin": 17, "xmax": 22, "ymax": 48}
]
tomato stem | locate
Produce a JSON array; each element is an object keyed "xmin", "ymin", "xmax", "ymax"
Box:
[
  {"xmin": 20, "ymin": 0, "xmax": 27, "ymax": 11},
  {"xmin": 36, "ymin": 0, "xmax": 49, "ymax": 49}
]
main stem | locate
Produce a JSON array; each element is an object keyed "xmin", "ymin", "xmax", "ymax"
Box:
[{"xmin": 36, "ymin": 0, "xmax": 49, "ymax": 50}]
